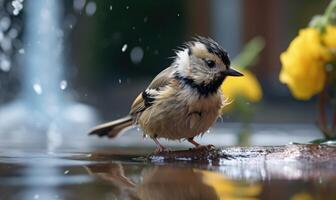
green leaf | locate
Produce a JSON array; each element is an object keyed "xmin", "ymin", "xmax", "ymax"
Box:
[{"xmin": 232, "ymin": 37, "xmax": 265, "ymax": 70}]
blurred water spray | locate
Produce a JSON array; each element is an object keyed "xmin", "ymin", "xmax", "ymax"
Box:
[{"xmin": 0, "ymin": 0, "xmax": 98, "ymax": 149}]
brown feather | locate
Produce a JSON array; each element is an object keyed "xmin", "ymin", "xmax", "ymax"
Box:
[
  {"xmin": 130, "ymin": 93, "xmax": 146, "ymax": 115},
  {"xmin": 89, "ymin": 116, "xmax": 133, "ymax": 138},
  {"xmin": 130, "ymin": 66, "xmax": 175, "ymax": 116}
]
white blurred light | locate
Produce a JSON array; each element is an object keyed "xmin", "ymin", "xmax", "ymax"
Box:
[
  {"xmin": 8, "ymin": 28, "xmax": 18, "ymax": 38},
  {"xmin": 33, "ymin": 83, "xmax": 43, "ymax": 95},
  {"xmin": 85, "ymin": 2, "xmax": 96, "ymax": 16},
  {"xmin": 130, "ymin": 46, "xmax": 144, "ymax": 64},
  {"xmin": 0, "ymin": 17, "xmax": 11, "ymax": 31},
  {"xmin": 18, "ymin": 48, "xmax": 25, "ymax": 54},
  {"xmin": 1, "ymin": 37, "xmax": 12, "ymax": 51},
  {"xmin": 60, "ymin": 80, "xmax": 68, "ymax": 90},
  {"xmin": 73, "ymin": 0, "xmax": 86, "ymax": 11},
  {"xmin": 121, "ymin": 44, "xmax": 127, "ymax": 52},
  {"xmin": 0, "ymin": 58, "xmax": 11, "ymax": 72},
  {"xmin": 12, "ymin": 0, "xmax": 24, "ymax": 16}
]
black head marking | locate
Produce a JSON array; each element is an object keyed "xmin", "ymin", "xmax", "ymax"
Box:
[
  {"xmin": 193, "ymin": 36, "xmax": 231, "ymax": 67},
  {"xmin": 174, "ymin": 72, "xmax": 225, "ymax": 97}
]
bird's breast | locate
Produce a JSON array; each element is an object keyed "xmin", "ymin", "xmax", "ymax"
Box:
[{"xmin": 138, "ymin": 85, "xmax": 223, "ymax": 140}]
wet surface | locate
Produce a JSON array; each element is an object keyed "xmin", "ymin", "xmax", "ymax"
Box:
[{"xmin": 1, "ymin": 143, "xmax": 336, "ymax": 200}]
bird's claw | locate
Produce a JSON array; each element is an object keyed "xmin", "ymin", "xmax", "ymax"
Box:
[{"xmin": 189, "ymin": 144, "xmax": 215, "ymax": 151}]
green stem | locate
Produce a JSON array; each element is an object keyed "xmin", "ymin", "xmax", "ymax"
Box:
[{"xmin": 324, "ymin": 0, "xmax": 336, "ymax": 23}]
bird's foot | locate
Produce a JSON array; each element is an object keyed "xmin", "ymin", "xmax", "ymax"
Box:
[
  {"xmin": 189, "ymin": 144, "xmax": 215, "ymax": 151},
  {"xmin": 154, "ymin": 146, "xmax": 172, "ymax": 154},
  {"xmin": 152, "ymin": 137, "xmax": 171, "ymax": 154},
  {"xmin": 188, "ymin": 138, "xmax": 215, "ymax": 150}
]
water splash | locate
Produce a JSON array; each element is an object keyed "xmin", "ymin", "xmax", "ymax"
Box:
[{"xmin": 0, "ymin": 0, "xmax": 98, "ymax": 149}]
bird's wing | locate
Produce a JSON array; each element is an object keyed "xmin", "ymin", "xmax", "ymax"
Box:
[{"xmin": 130, "ymin": 66, "xmax": 175, "ymax": 115}]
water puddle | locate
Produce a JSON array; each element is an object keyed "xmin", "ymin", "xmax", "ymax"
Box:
[{"xmin": 0, "ymin": 144, "xmax": 336, "ymax": 200}]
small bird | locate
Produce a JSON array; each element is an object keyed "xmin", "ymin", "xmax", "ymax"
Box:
[{"xmin": 89, "ymin": 36, "xmax": 243, "ymax": 152}]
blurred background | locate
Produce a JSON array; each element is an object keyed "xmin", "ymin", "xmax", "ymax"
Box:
[{"xmin": 0, "ymin": 0, "xmax": 332, "ymax": 145}]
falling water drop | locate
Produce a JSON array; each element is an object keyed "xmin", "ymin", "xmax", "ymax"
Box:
[
  {"xmin": 118, "ymin": 79, "xmax": 121, "ymax": 84},
  {"xmin": 121, "ymin": 44, "xmax": 128, "ymax": 52},
  {"xmin": 109, "ymin": 5, "xmax": 113, "ymax": 10},
  {"xmin": 60, "ymin": 80, "xmax": 68, "ymax": 90},
  {"xmin": 33, "ymin": 83, "xmax": 43, "ymax": 95}
]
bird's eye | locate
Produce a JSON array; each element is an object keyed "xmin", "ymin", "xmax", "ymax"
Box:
[{"xmin": 205, "ymin": 60, "xmax": 215, "ymax": 68}]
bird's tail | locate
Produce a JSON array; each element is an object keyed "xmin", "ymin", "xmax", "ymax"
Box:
[{"xmin": 89, "ymin": 116, "xmax": 133, "ymax": 138}]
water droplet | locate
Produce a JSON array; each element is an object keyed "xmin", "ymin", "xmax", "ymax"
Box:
[
  {"xmin": 11, "ymin": 0, "xmax": 24, "ymax": 16},
  {"xmin": 1, "ymin": 37, "xmax": 12, "ymax": 51},
  {"xmin": 18, "ymin": 48, "xmax": 25, "ymax": 54},
  {"xmin": 64, "ymin": 170, "xmax": 70, "ymax": 175},
  {"xmin": 73, "ymin": 0, "xmax": 86, "ymax": 11},
  {"xmin": 130, "ymin": 46, "xmax": 144, "ymax": 64},
  {"xmin": 33, "ymin": 194, "xmax": 39, "ymax": 199},
  {"xmin": 109, "ymin": 5, "xmax": 113, "ymax": 10},
  {"xmin": 85, "ymin": 1, "xmax": 96, "ymax": 16},
  {"xmin": 69, "ymin": 24, "xmax": 73, "ymax": 29},
  {"xmin": 121, "ymin": 44, "xmax": 128, "ymax": 52},
  {"xmin": 0, "ymin": 17, "xmax": 11, "ymax": 31},
  {"xmin": 0, "ymin": 58, "xmax": 11, "ymax": 72},
  {"xmin": 132, "ymin": 26, "xmax": 135, "ymax": 30},
  {"xmin": 143, "ymin": 17, "xmax": 148, "ymax": 23},
  {"xmin": 8, "ymin": 28, "xmax": 18, "ymax": 38},
  {"xmin": 177, "ymin": 13, "xmax": 180, "ymax": 17},
  {"xmin": 60, "ymin": 80, "xmax": 68, "ymax": 90},
  {"xmin": 126, "ymin": 6, "xmax": 129, "ymax": 9},
  {"xmin": 33, "ymin": 83, "xmax": 43, "ymax": 95},
  {"xmin": 118, "ymin": 79, "xmax": 121, "ymax": 84}
]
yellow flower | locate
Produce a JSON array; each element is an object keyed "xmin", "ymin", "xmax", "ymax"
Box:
[
  {"xmin": 221, "ymin": 70, "xmax": 262, "ymax": 103},
  {"xmin": 323, "ymin": 25, "xmax": 336, "ymax": 49},
  {"xmin": 290, "ymin": 192, "xmax": 314, "ymax": 200},
  {"xmin": 195, "ymin": 169, "xmax": 262, "ymax": 199},
  {"xmin": 279, "ymin": 28, "xmax": 331, "ymax": 100}
]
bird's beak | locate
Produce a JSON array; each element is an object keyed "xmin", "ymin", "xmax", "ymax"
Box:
[{"xmin": 226, "ymin": 68, "xmax": 243, "ymax": 77}]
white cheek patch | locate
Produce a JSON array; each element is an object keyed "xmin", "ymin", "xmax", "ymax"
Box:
[{"xmin": 175, "ymin": 49, "xmax": 190, "ymax": 77}]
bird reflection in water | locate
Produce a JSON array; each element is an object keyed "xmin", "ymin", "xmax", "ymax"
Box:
[{"xmin": 85, "ymin": 163, "xmax": 261, "ymax": 200}]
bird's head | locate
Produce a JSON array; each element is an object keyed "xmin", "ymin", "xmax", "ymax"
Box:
[{"xmin": 174, "ymin": 37, "xmax": 243, "ymax": 90}]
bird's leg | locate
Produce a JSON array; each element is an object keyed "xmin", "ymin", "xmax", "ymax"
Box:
[
  {"xmin": 188, "ymin": 137, "xmax": 215, "ymax": 150},
  {"xmin": 152, "ymin": 137, "xmax": 166, "ymax": 153},
  {"xmin": 187, "ymin": 137, "xmax": 201, "ymax": 147}
]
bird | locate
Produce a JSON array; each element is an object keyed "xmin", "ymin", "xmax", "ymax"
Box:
[{"xmin": 89, "ymin": 36, "xmax": 243, "ymax": 153}]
